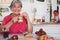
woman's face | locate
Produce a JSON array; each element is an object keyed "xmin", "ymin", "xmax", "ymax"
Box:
[{"xmin": 10, "ymin": 2, "xmax": 22, "ymax": 14}]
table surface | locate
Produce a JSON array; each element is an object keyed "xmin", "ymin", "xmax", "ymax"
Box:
[
  {"xmin": 0, "ymin": 34, "xmax": 37, "ymax": 40},
  {"xmin": 0, "ymin": 34, "xmax": 60, "ymax": 40}
]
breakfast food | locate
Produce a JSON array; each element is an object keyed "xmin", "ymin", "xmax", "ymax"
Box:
[
  {"xmin": 35, "ymin": 28, "xmax": 46, "ymax": 36},
  {"xmin": 18, "ymin": 35, "xmax": 25, "ymax": 38},
  {"xmin": 36, "ymin": 19, "xmax": 41, "ymax": 24},
  {"xmin": 18, "ymin": 33, "xmax": 33, "ymax": 38},
  {"xmin": 18, "ymin": 14, "xmax": 23, "ymax": 22},
  {"xmin": 38, "ymin": 35, "xmax": 55, "ymax": 40},
  {"xmin": 24, "ymin": 34, "xmax": 33, "ymax": 38},
  {"xmin": 8, "ymin": 35, "xmax": 18, "ymax": 40},
  {"xmin": 47, "ymin": 37, "xmax": 54, "ymax": 40},
  {"xmin": 38, "ymin": 35, "xmax": 48, "ymax": 40}
]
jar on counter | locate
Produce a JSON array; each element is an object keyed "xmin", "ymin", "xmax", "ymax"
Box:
[
  {"xmin": 42, "ymin": 16, "xmax": 45, "ymax": 22},
  {"xmin": 52, "ymin": 10, "xmax": 59, "ymax": 23}
]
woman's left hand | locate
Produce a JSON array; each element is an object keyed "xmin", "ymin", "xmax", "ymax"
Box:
[
  {"xmin": 23, "ymin": 12, "xmax": 29, "ymax": 20},
  {"xmin": 22, "ymin": 12, "xmax": 33, "ymax": 33}
]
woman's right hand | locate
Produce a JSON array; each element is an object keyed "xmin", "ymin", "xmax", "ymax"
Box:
[{"xmin": 12, "ymin": 16, "xmax": 18, "ymax": 23}]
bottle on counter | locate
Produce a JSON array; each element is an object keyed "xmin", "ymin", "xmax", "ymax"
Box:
[
  {"xmin": 52, "ymin": 10, "xmax": 59, "ymax": 23},
  {"xmin": 42, "ymin": 16, "xmax": 45, "ymax": 22},
  {"xmin": 2, "ymin": 28, "xmax": 9, "ymax": 38}
]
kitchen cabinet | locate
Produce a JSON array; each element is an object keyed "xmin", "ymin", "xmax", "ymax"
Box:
[{"xmin": 0, "ymin": 0, "xmax": 12, "ymax": 4}]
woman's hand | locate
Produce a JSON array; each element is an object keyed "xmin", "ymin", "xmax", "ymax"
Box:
[
  {"xmin": 23, "ymin": 12, "xmax": 33, "ymax": 33},
  {"xmin": 12, "ymin": 16, "xmax": 18, "ymax": 23},
  {"xmin": 23, "ymin": 12, "xmax": 29, "ymax": 20}
]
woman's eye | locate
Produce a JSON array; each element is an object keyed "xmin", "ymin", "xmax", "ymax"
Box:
[
  {"xmin": 12, "ymin": 6, "xmax": 21, "ymax": 8},
  {"xmin": 18, "ymin": 6, "xmax": 21, "ymax": 8},
  {"xmin": 12, "ymin": 6, "xmax": 16, "ymax": 8},
  {"xmin": 18, "ymin": 6, "xmax": 20, "ymax": 8}
]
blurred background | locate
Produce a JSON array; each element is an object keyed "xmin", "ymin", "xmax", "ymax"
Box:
[
  {"xmin": 0, "ymin": 0, "xmax": 60, "ymax": 24},
  {"xmin": 0, "ymin": 0, "xmax": 60, "ymax": 40}
]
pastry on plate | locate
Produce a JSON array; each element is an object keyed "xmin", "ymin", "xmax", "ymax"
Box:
[
  {"xmin": 47, "ymin": 37, "xmax": 54, "ymax": 40},
  {"xmin": 18, "ymin": 35, "xmax": 25, "ymax": 38},
  {"xmin": 24, "ymin": 34, "xmax": 33, "ymax": 38},
  {"xmin": 35, "ymin": 28, "xmax": 46, "ymax": 36},
  {"xmin": 38, "ymin": 35, "xmax": 48, "ymax": 40}
]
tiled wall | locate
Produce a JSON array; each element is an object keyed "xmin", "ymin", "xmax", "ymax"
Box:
[
  {"xmin": 0, "ymin": 0, "xmax": 58, "ymax": 23},
  {"xmin": 0, "ymin": 2, "xmax": 50, "ymax": 23}
]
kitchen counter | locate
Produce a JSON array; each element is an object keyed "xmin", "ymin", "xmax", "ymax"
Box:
[
  {"xmin": 0, "ymin": 34, "xmax": 60, "ymax": 40},
  {"xmin": 33, "ymin": 23, "xmax": 60, "ymax": 40},
  {"xmin": 33, "ymin": 22, "xmax": 60, "ymax": 25},
  {"xmin": 0, "ymin": 34, "xmax": 37, "ymax": 40},
  {"xmin": 0, "ymin": 22, "xmax": 60, "ymax": 25},
  {"xmin": 33, "ymin": 23, "xmax": 60, "ymax": 33}
]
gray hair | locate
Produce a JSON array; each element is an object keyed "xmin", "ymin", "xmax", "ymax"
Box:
[{"xmin": 10, "ymin": 0, "xmax": 22, "ymax": 8}]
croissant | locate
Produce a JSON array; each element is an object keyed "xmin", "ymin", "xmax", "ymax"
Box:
[{"xmin": 24, "ymin": 34, "xmax": 33, "ymax": 38}]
